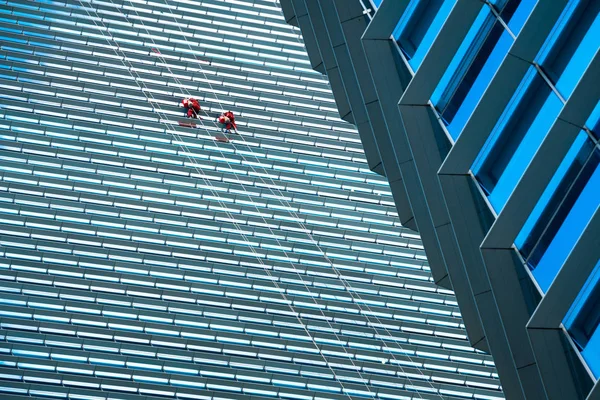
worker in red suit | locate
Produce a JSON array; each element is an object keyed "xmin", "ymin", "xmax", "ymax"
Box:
[
  {"xmin": 181, "ymin": 97, "xmax": 201, "ymax": 118},
  {"xmin": 218, "ymin": 110, "xmax": 237, "ymax": 132}
]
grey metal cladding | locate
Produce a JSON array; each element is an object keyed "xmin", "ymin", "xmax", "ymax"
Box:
[
  {"xmin": 361, "ymin": 3, "xmax": 451, "ymax": 288},
  {"xmin": 479, "ymin": 59, "xmax": 600, "ymax": 396},
  {"xmin": 293, "ymin": 0, "xmax": 354, "ymax": 124},
  {"xmin": 306, "ymin": 0, "xmax": 385, "ymax": 176},
  {"xmin": 527, "ymin": 209, "xmax": 599, "ymax": 400},
  {"xmin": 482, "ymin": 51, "xmax": 600, "ymax": 249},
  {"xmin": 437, "ymin": 173, "xmax": 530, "ymax": 399},
  {"xmin": 396, "ymin": 0, "xmax": 489, "ymax": 357},
  {"xmin": 472, "ymin": 3, "xmax": 597, "ymax": 399},
  {"xmin": 279, "ymin": 0, "xmax": 299, "ymax": 26},
  {"xmin": 283, "ymin": 0, "xmax": 599, "ymax": 399},
  {"xmin": 327, "ymin": 0, "xmax": 420, "ymax": 228},
  {"xmin": 285, "ymin": 0, "xmax": 419, "ymax": 230},
  {"xmin": 439, "ymin": 0, "xmax": 571, "ymax": 175},
  {"xmin": 287, "ymin": 0, "xmax": 326, "ymax": 73},
  {"xmin": 330, "ymin": 0, "xmax": 416, "ymax": 230},
  {"xmin": 398, "ymin": 104, "xmax": 486, "ymax": 353},
  {"xmin": 431, "ymin": 2, "xmax": 576, "ymax": 397},
  {"xmin": 399, "ymin": 0, "xmax": 496, "ymax": 372},
  {"xmin": 435, "ymin": 0, "xmax": 593, "ymax": 398},
  {"xmin": 588, "ymin": 381, "xmax": 600, "ymax": 400},
  {"xmin": 0, "ymin": 0, "xmax": 511, "ymax": 399}
]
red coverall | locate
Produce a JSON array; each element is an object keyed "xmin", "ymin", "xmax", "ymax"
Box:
[
  {"xmin": 218, "ymin": 111, "xmax": 237, "ymax": 131},
  {"xmin": 182, "ymin": 98, "xmax": 201, "ymax": 118}
]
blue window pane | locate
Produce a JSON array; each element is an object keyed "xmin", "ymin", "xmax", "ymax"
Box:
[
  {"xmin": 392, "ymin": 0, "xmax": 420, "ymax": 40},
  {"xmin": 536, "ymin": 0, "xmax": 580, "ymax": 62},
  {"xmin": 488, "ymin": 0, "xmax": 511, "ymax": 8},
  {"xmin": 394, "ymin": 0, "xmax": 455, "ymax": 70},
  {"xmin": 564, "ymin": 259, "xmax": 600, "ymax": 378},
  {"xmin": 531, "ymin": 148, "xmax": 600, "ymax": 292},
  {"xmin": 371, "ymin": 0, "xmax": 383, "ymax": 9},
  {"xmin": 431, "ymin": 6, "xmax": 494, "ymax": 130},
  {"xmin": 515, "ymin": 132, "xmax": 591, "ymax": 250},
  {"xmin": 580, "ymin": 307, "xmax": 600, "ymax": 379},
  {"xmin": 517, "ymin": 110, "xmax": 600, "ymax": 273},
  {"xmin": 505, "ymin": 0, "xmax": 537, "ymax": 34},
  {"xmin": 587, "ymin": 101, "xmax": 600, "ymax": 141},
  {"xmin": 473, "ymin": 74, "xmax": 563, "ymax": 211},
  {"xmin": 432, "ymin": 4, "xmax": 515, "ymax": 139},
  {"xmin": 537, "ymin": 0, "xmax": 600, "ymax": 99}
]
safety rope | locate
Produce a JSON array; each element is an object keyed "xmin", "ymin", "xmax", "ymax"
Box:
[
  {"xmin": 141, "ymin": 1, "xmax": 455, "ymax": 396},
  {"xmin": 109, "ymin": 0, "xmax": 464, "ymax": 397},
  {"xmin": 71, "ymin": 2, "xmax": 381, "ymax": 399},
  {"xmin": 61, "ymin": 1, "xmax": 481, "ymax": 398}
]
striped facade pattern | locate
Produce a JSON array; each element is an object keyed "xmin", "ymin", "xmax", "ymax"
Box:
[
  {"xmin": 279, "ymin": 0, "xmax": 600, "ymax": 399},
  {"xmin": 0, "ymin": 1, "xmax": 504, "ymax": 400}
]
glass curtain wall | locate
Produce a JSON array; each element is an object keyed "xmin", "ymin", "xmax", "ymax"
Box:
[{"xmin": 0, "ymin": 0, "xmax": 504, "ymax": 399}]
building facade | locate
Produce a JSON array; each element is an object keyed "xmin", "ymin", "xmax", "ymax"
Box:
[
  {"xmin": 0, "ymin": 0, "xmax": 505, "ymax": 399},
  {"xmin": 279, "ymin": 0, "xmax": 600, "ymax": 399}
]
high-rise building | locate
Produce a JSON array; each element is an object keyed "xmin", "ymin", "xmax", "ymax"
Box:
[
  {"xmin": 279, "ymin": 0, "xmax": 600, "ymax": 399},
  {"xmin": 0, "ymin": 1, "xmax": 505, "ymax": 400}
]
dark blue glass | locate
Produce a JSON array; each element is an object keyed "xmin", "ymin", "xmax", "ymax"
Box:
[
  {"xmin": 564, "ymin": 259, "xmax": 600, "ymax": 378},
  {"xmin": 529, "ymin": 145, "xmax": 600, "ymax": 292},
  {"xmin": 515, "ymin": 132, "xmax": 590, "ymax": 250},
  {"xmin": 473, "ymin": 73, "xmax": 563, "ymax": 211},
  {"xmin": 431, "ymin": 0, "xmax": 538, "ymax": 140},
  {"xmin": 517, "ymin": 103, "xmax": 600, "ymax": 251},
  {"xmin": 537, "ymin": 0, "xmax": 600, "ymax": 99},
  {"xmin": 432, "ymin": 4, "xmax": 515, "ymax": 139},
  {"xmin": 587, "ymin": 101, "xmax": 600, "ymax": 141},
  {"xmin": 505, "ymin": 0, "xmax": 537, "ymax": 34},
  {"xmin": 394, "ymin": 0, "xmax": 455, "ymax": 70},
  {"xmin": 516, "ymin": 106, "xmax": 600, "ymax": 294}
]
